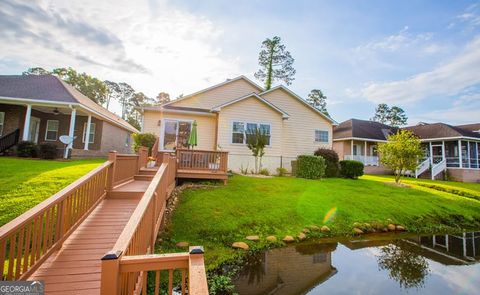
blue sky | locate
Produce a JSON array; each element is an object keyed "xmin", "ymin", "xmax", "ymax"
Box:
[{"xmin": 1, "ymin": 0, "xmax": 479, "ymax": 125}]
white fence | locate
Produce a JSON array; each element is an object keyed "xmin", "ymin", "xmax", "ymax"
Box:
[{"xmin": 344, "ymin": 155, "xmax": 379, "ymax": 166}]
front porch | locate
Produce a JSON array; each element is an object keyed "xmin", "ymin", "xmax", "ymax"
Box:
[
  {"xmin": 0, "ymin": 102, "xmax": 101, "ymax": 158},
  {"xmin": 343, "ymin": 140, "xmax": 380, "ymax": 166}
]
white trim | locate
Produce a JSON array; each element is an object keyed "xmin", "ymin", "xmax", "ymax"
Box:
[
  {"xmin": 65, "ymin": 108, "xmax": 76, "ymax": 158},
  {"xmin": 230, "ymin": 120, "xmax": 272, "ymax": 146},
  {"xmin": 420, "ymin": 136, "xmax": 480, "ymax": 142},
  {"xmin": 258, "ymin": 85, "xmax": 338, "ymax": 125},
  {"xmin": 212, "ymin": 93, "xmax": 290, "ymax": 119},
  {"xmin": 44, "ymin": 120, "xmax": 59, "ymax": 141},
  {"xmin": 334, "ymin": 137, "xmax": 387, "ymax": 143},
  {"xmin": 162, "ymin": 75, "xmax": 264, "ymax": 107},
  {"xmin": 141, "ymin": 107, "xmax": 215, "ymax": 117},
  {"xmin": 84, "ymin": 115, "xmax": 92, "ymax": 150}
]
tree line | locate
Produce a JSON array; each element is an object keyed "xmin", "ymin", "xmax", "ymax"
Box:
[{"xmin": 22, "ymin": 67, "xmax": 171, "ymax": 130}]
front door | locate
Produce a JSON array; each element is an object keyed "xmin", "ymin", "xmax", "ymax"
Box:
[{"xmin": 28, "ymin": 117, "xmax": 41, "ymax": 143}]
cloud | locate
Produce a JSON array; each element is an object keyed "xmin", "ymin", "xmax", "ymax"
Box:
[
  {"xmin": 360, "ymin": 36, "xmax": 480, "ymax": 104},
  {"xmin": 0, "ymin": 0, "xmax": 242, "ymax": 97}
]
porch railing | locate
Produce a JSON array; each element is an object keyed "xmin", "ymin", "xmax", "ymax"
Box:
[
  {"xmin": 100, "ymin": 155, "xmax": 208, "ymax": 294},
  {"xmin": 176, "ymin": 149, "xmax": 229, "ymax": 173},
  {"xmin": 431, "ymin": 159, "xmax": 447, "ymax": 180},
  {"xmin": 0, "ymin": 160, "xmax": 112, "ymax": 280},
  {"xmin": 415, "ymin": 157, "xmax": 430, "ymax": 178},
  {"xmin": 0, "ymin": 128, "xmax": 20, "ymax": 154},
  {"xmin": 344, "ymin": 155, "xmax": 379, "ymax": 166}
]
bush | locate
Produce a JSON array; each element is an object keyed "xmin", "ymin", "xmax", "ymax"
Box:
[
  {"xmin": 132, "ymin": 133, "xmax": 157, "ymax": 155},
  {"xmin": 339, "ymin": 160, "xmax": 364, "ymax": 179},
  {"xmin": 296, "ymin": 155, "xmax": 325, "ymax": 179},
  {"xmin": 259, "ymin": 168, "xmax": 270, "ymax": 176},
  {"xmin": 16, "ymin": 141, "xmax": 38, "ymax": 158},
  {"xmin": 314, "ymin": 148, "xmax": 339, "ymax": 177},
  {"xmin": 276, "ymin": 167, "xmax": 288, "ymax": 177},
  {"xmin": 38, "ymin": 143, "xmax": 58, "ymax": 159}
]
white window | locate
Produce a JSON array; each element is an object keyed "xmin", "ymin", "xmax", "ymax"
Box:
[
  {"xmin": 315, "ymin": 130, "xmax": 329, "ymax": 143},
  {"xmin": 82, "ymin": 123, "xmax": 96, "ymax": 143},
  {"xmin": 232, "ymin": 122, "xmax": 271, "ymax": 145},
  {"xmin": 45, "ymin": 120, "xmax": 59, "ymax": 141},
  {"xmin": 0, "ymin": 112, "xmax": 4, "ymax": 136},
  {"xmin": 160, "ymin": 119, "xmax": 192, "ymax": 150}
]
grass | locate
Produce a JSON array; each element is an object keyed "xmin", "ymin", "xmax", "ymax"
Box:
[
  {"xmin": 159, "ymin": 175, "xmax": 480, "ymax": 270},
  {"xmin": 0, "ymin": 157, "xmax": 105, "ymax": 226}
]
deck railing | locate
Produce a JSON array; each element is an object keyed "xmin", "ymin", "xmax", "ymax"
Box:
[
  {"xmin": 101, "ymin": 154, "xmax": 207, "ymax": 295},
  {"xmin": 0, "ymin": 161, "xmax": 112, "ymax": 280},
  {"xmin": 344, "ymin": 155, "xmax": 379, "ymax": 166},
  {"xmin": 176, "ymin": 149, "xmax": 228, "ymax": 173}
]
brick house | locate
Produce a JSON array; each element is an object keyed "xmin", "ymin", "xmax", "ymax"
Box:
[{"xmin": 0, "ymin": 75, "xmax": 138, "ymax": 158}]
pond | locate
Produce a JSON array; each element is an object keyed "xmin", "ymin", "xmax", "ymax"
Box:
[{"xmin": 233, "ymin": 232, "xmax": 480, "ymax": 295}]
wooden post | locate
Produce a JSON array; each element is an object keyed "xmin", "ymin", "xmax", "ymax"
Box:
[
  {"xmin": 100, "ymin": 251, "xmax": 122, "ymax": 295},
  {"xmin": 137, "ymin": 147, "xmax": 148, "ymax": 171},
  {"xmin": 188, "ymin": 246, "xmax": 209, "ymax": 295},
  {"xmin": 107, "ymin": 151, "xmax": 118, "ymax": 192}
]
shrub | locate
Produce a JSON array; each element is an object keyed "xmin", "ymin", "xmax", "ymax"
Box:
[
  {"xmin": 276, "ymin": 167, "xmax": 288, "ymax": 176},
  {"xmin": 132, "ymin": 133, "xmax": 157, "ymax": 155},
  {"xmin": 16, "ymin": 141, "xmax": 38, "ymax": 158},
  {"xmin": 339, "ymin": 160, "xmax": 364, "ymax": 179},
  {"xmin": 314, "ymin": 148, "xmax": 339, "ymax": 177},
  {"xmin": 296, "ymin": 155, "xmax": 325, "ymax": 179},
  {"xmin": 38, "ymin": 143, "xmax": 58, "ymax": 159},
  {"xmin": 259, "ymin": 168, "xmax": 270, "ymax": 176},
  {"xmin": 239, "ymin": 164, "xmax": 249, "ymax": 175}
]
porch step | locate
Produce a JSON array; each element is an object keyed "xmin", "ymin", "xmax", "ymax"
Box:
[
  {"xmin": 139, "ymin": 167, "xmax": 159, "ymax": 176},
  {"xmin": 134, "ymin": 174, "xmax": 154, "ymax": 181},
  {"xmin": 108, "ymin": 180, "xmax": 151, "ymax": 199}
]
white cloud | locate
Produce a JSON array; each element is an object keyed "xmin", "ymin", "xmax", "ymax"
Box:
[
  {"xmin": 360, "ymin": 36, "xmax": 480, "ymax": 104},
  {"xmin": 0, "ymin": 0, "xmax": 242, "ymax": 97},
  {"xmin": 354, "ymin": 26, "xmax": 434, "ymax": 53}
]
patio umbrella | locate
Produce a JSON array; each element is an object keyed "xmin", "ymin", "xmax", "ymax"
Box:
[{"xmin": 187, "ymin": 120, "xmax": 198, "ymax": 149}]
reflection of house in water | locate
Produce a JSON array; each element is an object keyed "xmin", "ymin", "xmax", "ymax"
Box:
[
  {"xmin": 234, "ymin": 243, "xmax": 337, "ymax": 295},
  {"xmin": 405, "ymin": 232, "xmax": 480, "ymax": 264}
]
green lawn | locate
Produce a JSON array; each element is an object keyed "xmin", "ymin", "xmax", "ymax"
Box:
[
  {"xmin": 0, "ymin": 157, "xmax": 105, "ymax": 226},
  {"xmin": 159, "ymin": 175, "xmax": 480, "ymax": 270}
]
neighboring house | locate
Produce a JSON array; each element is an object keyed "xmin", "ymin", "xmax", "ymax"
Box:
[
  {"xmin": 333, "ymin": 119, "xmax": 480, "ymax": 182},
  {"xmin": 0, "ymin": 75, "xmax": 138, "ymax": 158},
  {"xmin": 405, "ymin": 123, "xmax": 480, "ymax": 182},
  {"xmin": 333, "ymin": 119, "xmax": 397, "ymax": 174},
  {"xmin": 141, "ymin": 76, "xmax": 337, "ymax": 172}
]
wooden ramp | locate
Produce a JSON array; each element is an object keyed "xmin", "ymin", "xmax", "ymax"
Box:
[{"xmin": 28, "ymin": 182, "xmax": 145, "ymax": 294}]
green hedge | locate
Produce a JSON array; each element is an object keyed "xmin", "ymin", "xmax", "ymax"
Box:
[
  {"xmin": 296, "ymin": 155, "xmax": 325, "ymax": 179},
  {"xmin": 132, "ymin": 133, "xmax": 157, "ymax": 155},
  {"xmin": 16, "ymin": 141, "xmax": 38, "ymax": 158},
  {"xmin": 339, "ymin": 160, "xmax": 364, "ymax": 179},
  {"xmin": 314, "ymin": 148, "xmax": 339, "ymax": 177},
  {"xmin": 38, "ymin": 143, "xmax": 58, "ymax": 159}
]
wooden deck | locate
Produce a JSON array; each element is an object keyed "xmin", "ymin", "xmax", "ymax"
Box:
[
  {"xmin": 0, "ymin": 147, "xmax": 212, "ymax": 294},
  {"xmin": 29, "ymin": 197, "xmax": 140, "ymax": 294}
]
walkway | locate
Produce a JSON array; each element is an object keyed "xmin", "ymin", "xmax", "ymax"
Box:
[{"xmin": 27, "ymin": 179, "xmax": 149, "ymax": 294}]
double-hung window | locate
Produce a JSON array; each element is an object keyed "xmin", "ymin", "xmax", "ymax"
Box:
[
  {"xmin": 232, "ymin": 122, "xmax": 271, "ymax": 145},
  {"xmin": 315, "ymin": 130, "xmax": 329, "ymax": 143},
  {"xmin": 45, "ymin": 120, "xmax": 59, "ymax": 141},
  {"xmin": 0, "ymin": 112, "xmax": 4, "ymax": 136},
  {"xmin": 82, "ymin": 123, "xmax": 96, "ymax": 143}
]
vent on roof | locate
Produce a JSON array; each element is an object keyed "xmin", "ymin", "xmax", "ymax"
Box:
[{"xmin": 417, "ymin": 122, "xmax": 429, "ymax": 126}]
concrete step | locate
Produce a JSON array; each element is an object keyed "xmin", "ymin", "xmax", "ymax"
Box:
[{"xmin": 134, "ymin": 174, "xmax": 154, "ymax": 181}]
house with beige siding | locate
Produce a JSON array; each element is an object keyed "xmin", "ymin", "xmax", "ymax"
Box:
[
  {"xmin": 0, "ymin": 75, "xmax": 138, "ymax": 158},
  {"xmin": 141, "ymin": 76, "xmax": 337, "ymax": 173}
]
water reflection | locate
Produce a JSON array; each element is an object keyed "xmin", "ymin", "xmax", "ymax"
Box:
[{"xmin": 233, "ymin": 232, "xmax": 480, "ymax": 295}]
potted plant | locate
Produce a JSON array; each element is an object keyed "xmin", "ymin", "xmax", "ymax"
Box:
[{"xmin": 147, "ymin": 156, "xmax": 156, "ymax": 168}]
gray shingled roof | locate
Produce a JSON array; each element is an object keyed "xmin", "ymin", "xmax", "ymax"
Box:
[
  {"xmin": 0, "ymin": 75, "xmax": 77, "ymax": 103},
  {"xmin": 405, "ymin": 123, "xmax": 480, "ymax": 139},
  {"xmin": 333, "ymin": 119, "xmax": 398, "ymax": 140},
  {"xmin": 0, "ymin": 75, "xmax": 137, "ymax": 132},
  {"xmin": 456, "ymin": 123, "xmax": 480, "ymax": 133}
]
